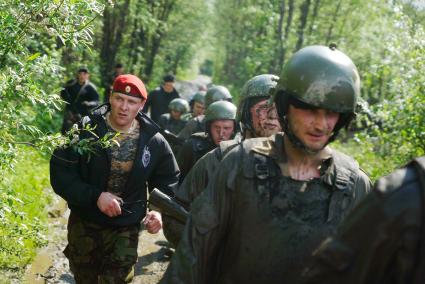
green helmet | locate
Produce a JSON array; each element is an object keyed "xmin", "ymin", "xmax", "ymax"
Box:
[
  {"xmin": 191, "ymin": 91, "xmax": 206, "ymax": 105},
  {"xmin": 274, "ymin": 44, "xmax": 360, "ymax": 117},
  {"xmin": 204, "ymin": 101, "xmax": 237, "ymax": 123},
  {"xmin": 205, "ymin": 85, "xmax": 232, "ymax": 107},
  {"xmin": 168, "ymin": 98, "xmax": 189, "ymax": 113},
  {"xmin": 237, "ymin": 74, "xmax": 279, "ymax": 127}
]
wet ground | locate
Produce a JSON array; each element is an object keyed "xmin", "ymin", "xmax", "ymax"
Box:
[{"xmin": 23, "ymin": 196, "xmax": 173, "ymax": 284}]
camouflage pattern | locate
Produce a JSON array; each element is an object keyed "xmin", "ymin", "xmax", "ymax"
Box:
[
  {"xmin": 160, "ymin": 133, "xmax": 371, "ymax": 284},
  {"xmin": 274, "ymin": 45, "xmax": 360, "ymax": 114},
  {"xmin": 106, "ymin": 121, "xmax": 140, "ymax": 196},
  {"xmin": 302, "ymin": 156, "xmax": 425, "ymax": 284},
  {"xmin": 64, "ymin": 212, "xmax": 139, "ymax": 284}
]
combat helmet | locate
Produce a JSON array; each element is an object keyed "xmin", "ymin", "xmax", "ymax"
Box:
[
  {"xmin": 204, "ymin": 101, "xmax": 237, "ymax": 136},
  {"xmin": 190, "ymin": 91, "xmax": 206, "ymax": 105},
  {"xmin": 168, "ymin": 98, "xmax": 190, "ymax": 114},
  {"xmin": 204, "ymin": 85, "xmax": 232, "ymax": 108},
  {"xmin": 237, "ymin": 74, "xmax": 279, "ymax": 133},
  {"xmin": 274, "ymin": 44, "xmax": 361, "ymax": 147}
]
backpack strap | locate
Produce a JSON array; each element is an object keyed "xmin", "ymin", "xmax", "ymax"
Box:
[
  {"xmin": 326, "ymin": 150, "xmax": 360, "ymax": 223},
  {"xmin": 252, "ymin": 152, "xmax": 280, "ymax": 199}
]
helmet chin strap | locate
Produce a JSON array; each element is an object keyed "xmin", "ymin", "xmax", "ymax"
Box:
[{"xmin": 282, "ymin": 117, "xmax": 337, "ymax": 155}]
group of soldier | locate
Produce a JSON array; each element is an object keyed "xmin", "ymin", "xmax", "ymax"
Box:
[{"xmin": 50, "ymin": 44, "xmax": 425, "ymax": 284}]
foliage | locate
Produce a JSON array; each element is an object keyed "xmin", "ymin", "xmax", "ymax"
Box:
[
  {"xmin": 0, "ymin": 150, "xmax": 50, "ymax": 270},
  {"xmin": 0, "ymin": 0, "xmax": 105, "ymax": 171},
  {"xmin": 211, "ymin": 0, "xmax": 424, "ymax": 176},
  {"xmin": 0, "ymin": 0, "xmax": 105, "ymax": 275}
]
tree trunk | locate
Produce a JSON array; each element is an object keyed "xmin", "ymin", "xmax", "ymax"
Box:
[
  {"xmin": 325, "ymin": 0, "xmax": 342, "ymax": 44},
  {"xmin": 295, "ymin": 0, "xmax": 311, "ymax": 51},
  {"xmin": 99, "ymin": 0, "xmax": 130, "ymax": 91}
]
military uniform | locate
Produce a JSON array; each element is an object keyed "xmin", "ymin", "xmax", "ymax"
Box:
[
  {"xmin": 158, "ymin": 113, "xmax": 187, "ymax": 135},
  {"xmin": 302, "ymin": 156, "xmax": 425, "ymax": 284},
  {"xmin": 161, "ymin": 133, "xmax": 371, "ymax": 284},
  {"xmin": 60, "ymin": 79, "xmax": 99, "ymax": 133},
  {"xmin": 164, "ymin": 74, "xmax": 279, "ymax": 248},
  {"xmin": 162, "ymin": 138, "xmax": 241, "ymax": 247},
  {"xmin": 176, "ymin": 132, "xmax": 215, "ymax": 182},
  {"xmin": 177, "ymin": 85, "xmax": 231, "ymax": 140},
  {"xmin": 177, "ymin": 115, "xmax": 205, "ymax": 140},
  {"xmin": 51, "ymin": 92, "xmax": 179, "ymax": 283},
  {"xmin": 142, "ymin": 86, "xmax": 180, "ymax": 123}
]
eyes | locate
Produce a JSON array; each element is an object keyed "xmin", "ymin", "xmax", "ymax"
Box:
[{"xmin": 113, "ymin": 95, "xmax": 140, "ymax": 106}]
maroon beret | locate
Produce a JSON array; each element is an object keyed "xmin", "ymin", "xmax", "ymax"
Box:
[{"xmin": 112, "ymin": 74, "xmax": 147, "ymax": 99}]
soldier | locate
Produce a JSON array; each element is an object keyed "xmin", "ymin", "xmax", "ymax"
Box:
[
  {"xmin": 60, "ymin": 66, "xmax": 100, "ymax": 134},
  {"xmin": 160, "ymin": 45, "xmax": 372, "ymax": 284},
  {"xmin": 142, "ymin": 74, "xmax": 180, "ymax": 124},
  {"xmin": 162, "ymin": 74, "xmax": 282, "ymax": 248},
  {"xmin": 302, "ymin": 156, "xmax": 425, "ymax": 284},
  {"xmin": 158, "ymin": 98, "xmax": 190, "ymax": 135},
  {"xmin": 176, "ymin": 100, "xmax": 237, "ymax": 183},
  {"xmin": 177, "ymin": 85, "xmax": 232, "ymax": 140},
  {"xmin": 50, "ymin": 74, "xmax": 179, "ymax": 283},
  {"xmin": 182, "ymin": 91, "xmax": 206, "ymax": 121}
]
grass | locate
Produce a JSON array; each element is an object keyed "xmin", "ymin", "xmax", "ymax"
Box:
[{"xmin": 0, "ymin": 149, "xmax": 52, "ymax": 274}]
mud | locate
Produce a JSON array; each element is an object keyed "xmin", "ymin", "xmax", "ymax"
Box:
[{"xmin": 23, "ymin": 196, "xmax": 173, "ymax": 284}]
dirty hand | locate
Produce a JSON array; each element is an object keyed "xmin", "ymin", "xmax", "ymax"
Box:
[
  {"xmin": 97, "ymin": 192, "xmax": 123, "ymax": 217},
  {"xmin": 143, "ymin": 211, "xmax": 162, "ymax": 234}
]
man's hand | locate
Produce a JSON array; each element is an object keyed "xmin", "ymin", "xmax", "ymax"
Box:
[
  {"xmin": 97, "ymin": 192, "xmax": 123, "ymax": 217},
  {"xmin": 143, "ymin": 211, "xmax": 162, "ymax": 234}
]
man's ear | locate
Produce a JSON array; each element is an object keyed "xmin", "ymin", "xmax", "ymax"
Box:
[{"xmin": 139, "ymin": 99, "xmax": 147, "ymax": 111}]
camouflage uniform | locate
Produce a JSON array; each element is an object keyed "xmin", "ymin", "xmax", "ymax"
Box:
[
  {"xmin": 64, "ymin": 213, "xmax": 139, "ymax": 284},
  {"xmin": 160, "ymin": 133, "xmax": 371, "ymax": 284},
  {"xmin": 302, "ymin": 156, "xmax": 425, "ymax": 284},
  {"xmin": 50, "ymin": 104, "xmax": 179, "ymax": 283}
]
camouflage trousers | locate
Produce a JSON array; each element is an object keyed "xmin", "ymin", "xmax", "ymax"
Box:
[{"xmin": 64, "ymin": 212, "xmax": 140, "ymax": 284}]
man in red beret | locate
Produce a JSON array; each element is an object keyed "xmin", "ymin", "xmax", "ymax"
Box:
[{"xmin": 50, "ymin": 74, "xmax": 180, "ymax": 283}]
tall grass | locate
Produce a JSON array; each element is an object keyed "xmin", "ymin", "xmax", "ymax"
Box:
[{"xmin": 0, "ymin": 149, "xmax": 51, "ymax": 272}]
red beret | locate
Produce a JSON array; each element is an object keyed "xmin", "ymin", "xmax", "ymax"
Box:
[{"xmin": 112, "ymin": 74, "xmax": 147, "ymax": 99}]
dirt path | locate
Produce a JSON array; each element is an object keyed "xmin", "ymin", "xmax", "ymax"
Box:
[{"xmin": 23, "ymin": 196, "xmax": 173, "ymax": 284}]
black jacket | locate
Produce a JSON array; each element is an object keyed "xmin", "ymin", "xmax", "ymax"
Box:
[
  {"xmin": 50, "ymin": 105, "xmax": 180, "ymax": 227},
  {"xmin": 142, "ymin": 86, "xmax": 180, "ymax": 123}
]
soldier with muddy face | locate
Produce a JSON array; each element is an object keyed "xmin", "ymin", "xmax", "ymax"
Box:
[
  {"xmin": 162, "ymin": 74, "xmax": 282, "ymax": 248},
  {"xmin": 160, "ymin": 45, "xmax": 372, "ymax": 284}
]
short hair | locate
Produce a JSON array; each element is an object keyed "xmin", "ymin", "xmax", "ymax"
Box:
[
  {"xmin": 115, "ymin": 63, "xmax": 123, "ymax": 69},
  {"xmin": 163, "ymin": 74, "xmax": 175, "ymax": 82}
]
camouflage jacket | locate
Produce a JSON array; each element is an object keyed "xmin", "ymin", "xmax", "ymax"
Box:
[
  {"xmin": 160, "ymin": 133, "xmax": 371, "ymax": 284},
  {"xmin": 50, "ymin": 105, "xmax": 180, "ymax": 227},
  {"xmin": 302, "ymin": 156, "xmax": 425, "ymax": 284}
]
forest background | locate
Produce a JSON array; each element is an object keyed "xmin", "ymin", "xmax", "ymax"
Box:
[{"xmin": 0, "ymin": 0, "xmax": 423, "ymax": 280}]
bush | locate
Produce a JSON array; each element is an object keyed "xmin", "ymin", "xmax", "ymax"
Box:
[{"xmin": 0, "ymin": 149, "xmax": 51, "ymax": 271}]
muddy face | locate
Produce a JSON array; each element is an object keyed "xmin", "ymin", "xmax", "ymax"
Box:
[{"xmin": 250, "ymin": 100, "xmax": 281, "ymax": 137}]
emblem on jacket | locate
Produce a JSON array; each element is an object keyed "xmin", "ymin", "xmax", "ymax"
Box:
[{"xmin": 142, "ymin": 146, "xmax": 151, "ymax": 168}]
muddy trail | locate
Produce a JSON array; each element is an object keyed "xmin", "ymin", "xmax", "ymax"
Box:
[
  {"xmin": 16, "ymin": 75, "xmax": 212, "ymax": 284},
  {"xmin": 24, "ymin": 197, "xmax": 173, "ymax": 284}
]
